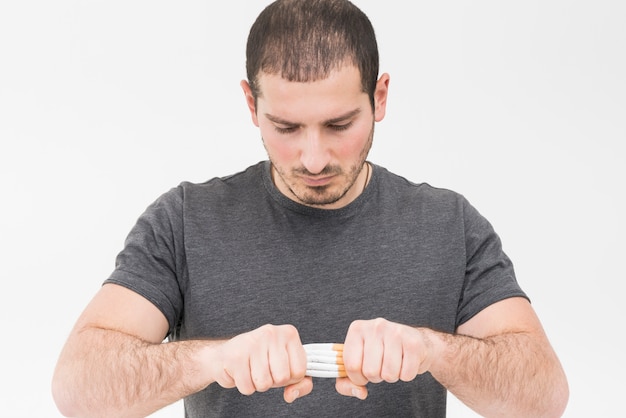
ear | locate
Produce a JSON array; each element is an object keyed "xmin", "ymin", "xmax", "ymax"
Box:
[
  {"xmin": 373, "ymin": 73, "xmax": 390, "ymax": 122},
  {"xmin": 240, "ymin": 80, "xmax": 259, "ymax": 127}
]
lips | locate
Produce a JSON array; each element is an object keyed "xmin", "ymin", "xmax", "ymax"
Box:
[{"xmin": 302, "ymin": 175, "xmax": 334, "ymax": 187}]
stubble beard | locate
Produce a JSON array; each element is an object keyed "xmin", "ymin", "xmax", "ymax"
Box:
[{"xmin": 267, "ymin": 124, "xmax": 374, "ymax": 207}]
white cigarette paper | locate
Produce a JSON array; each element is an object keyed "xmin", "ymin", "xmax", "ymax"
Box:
[
  {"xmin": 306, "ymin": 353, "xmax": 344, "ymax": 364},
  {"xmin": 304, "ymin": 343, "xmax": 343, "ymax": 352},
  {"xmin": 306, "ymin": 369, "xmax": 347, "ymax": 378},
  {"xmin": 306, "ymin": 362, "xmax": 345, "ymax": 372},
  {"xmin": 304, "ymin": 343, "xmax": 346, "ymax": 378}
]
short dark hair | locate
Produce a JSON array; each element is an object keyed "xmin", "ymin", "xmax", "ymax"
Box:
[{"xmin": 246, "ymin": 0, "xmax": 379, "ymax": 108}]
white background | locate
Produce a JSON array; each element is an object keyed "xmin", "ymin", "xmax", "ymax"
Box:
[{"xmin": 1, "ymin": 1, "xmax": 624, "ymax": 417}]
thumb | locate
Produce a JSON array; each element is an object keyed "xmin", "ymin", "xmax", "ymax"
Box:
[
  {"xmin": 283, "ymin": 376, "xmax": 313, "ymax": 403},
  {"xmin": 335, "ymin": 377, "xmax": 368, "ymax": 400}
]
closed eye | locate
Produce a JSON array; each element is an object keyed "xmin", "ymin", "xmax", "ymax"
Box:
[
  {"xmin": 274, "ymin": 125, "xmax": 299, "ymax": 134},
  {"xmin": 328, "ymin": 122, "xmax": 353, "ymax": 132}
]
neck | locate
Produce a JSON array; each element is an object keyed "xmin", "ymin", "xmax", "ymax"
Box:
[{"xmin": 362, "ymin": 162, "xmax": 370, "ymax": 193}]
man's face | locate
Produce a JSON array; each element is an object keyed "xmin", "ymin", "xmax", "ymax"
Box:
[{"xmin": 242, "ymin": 65, "xmax": 388, "ymax": 209}]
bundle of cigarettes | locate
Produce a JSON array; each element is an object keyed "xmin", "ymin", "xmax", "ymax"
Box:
[{"xmin": 304, "ymin": 343, "xmax": 346, "ymax": 378}]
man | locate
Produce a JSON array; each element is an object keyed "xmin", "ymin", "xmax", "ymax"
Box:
[{"xmin": 52, "ymin": 0, "xmax": 569, "ymax": 416}]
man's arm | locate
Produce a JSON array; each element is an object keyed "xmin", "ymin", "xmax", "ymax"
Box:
[
  {"xmin": 336, "ymin": 297, "xmax": 569, "ymax": 418},
  {"xmin": 52, "ymin": 283, "xmax": 311, "ymax": 418},
  {"xmin": 51, "ymin": 283, "xmax": 215, "ymax": 417},
  {"xmin": 434, "ymin": 297, "xmax": 569, "ymax": 417}
]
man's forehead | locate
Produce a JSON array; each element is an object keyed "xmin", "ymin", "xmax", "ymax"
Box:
[{"xmin": 255, "ymin": 65, "xmax": 362, "ymax": 94}]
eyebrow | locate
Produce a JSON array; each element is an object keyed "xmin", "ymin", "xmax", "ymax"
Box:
[{"xmin": 264, "ymin": 107, "xmax": 362, "ymax": 126}]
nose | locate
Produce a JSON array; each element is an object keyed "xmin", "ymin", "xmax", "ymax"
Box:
[{"xmin": 300, "ymin": 130, "xmax": 330, "ymax": 174}]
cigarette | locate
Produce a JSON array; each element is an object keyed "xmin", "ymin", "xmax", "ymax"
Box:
[
  {"xmin": 306, "ymin": 362, "xmax": 345, "ymax": 372},
  {"xmin": 304, "ymin": 343, "xmax": 343, "ymax": 352},
  {"xmin": 306, "ymin": 369, "xmax": 348, "ymax": 378},
  {"xmin": 304, "ymin": 343, "xmax": 346, "ymax": 378},
  {"xmin": 306, "ymin": 353, "xmax": 344, "ymax": 365}
]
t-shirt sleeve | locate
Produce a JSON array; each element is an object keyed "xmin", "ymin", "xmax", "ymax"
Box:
[
  {"xmin": 455, "ymin": 197, "xmax": 529, "ymax": 328},
  {"xmin": 104, "ymin": 186, "xmax": 186, "ymax": 336}
]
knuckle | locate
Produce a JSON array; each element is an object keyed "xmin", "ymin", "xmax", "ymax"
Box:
[
  {"xmin": 381, "ymin": 371, "xmax": 399, "ymax": 383},
  {"xmin": 373, "ymin": 317, "xmax": 389, "ymax": 335},
  {"xmin": 252, "ymin": 374, "xmax": 273, "ymax": 392},
  {"xmin": 400, "ymin": 368, "xmax": 419, "ymax": 382},
  {"xmin": 258, "ymin": 323, "xmax": 276, "ymax": 338},
  {"xmin": 271, "ymin": 367, "xmax": 291, "ymax": 385},
  {"xmin": 237, "ymin": 381, "xmax": 256, "ymax": 396},
  {"xmin": 344, "ymin": 359, "xmax": 360, "ymax": 373},
  {"xmin": 348, "ymin": 319, "xmax": 366, "ymax": 332},
  {"xmin": 280, "ymin": 324, "xmax": 299, "ymax": 338},
  {"xmin": 373, "ymin": 317, "xmax": 386, "ymax": 326},
  {"xmin": 406, "ymin": 336, "xmax": 420, "ymax": 353},
  {"xmin": 274, "ymin": 375, "xmax": 291, "ymax": 387},
  {"xmin": 361, "ymin": 365, "xmax": 381, "ymax": 382}
]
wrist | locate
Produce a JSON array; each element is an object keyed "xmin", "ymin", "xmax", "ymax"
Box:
[
  {"xmin": 414, "ymin": 327, "xmax": 450, "ymax": 376},
  {"xmin": 173, "ymin": 339, "xmax": 225, "ymax": 392}
]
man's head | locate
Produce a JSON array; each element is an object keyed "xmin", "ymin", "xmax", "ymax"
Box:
[
  {"xmin": 241, "ymin": 0, "xmax": 389, "ymax": 209},
  {"xmin": 245, "ymin": 0, "xmax": 379, "ymax": 109}
]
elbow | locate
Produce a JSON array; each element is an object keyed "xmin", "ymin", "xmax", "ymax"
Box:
[
  {"xmin": 51, "ymin": 366, "xmax": 81, "ymax": 417},
  {"xmin": 538, "ymin": 367, "xmax": 569, "ymax": 418},
  {"xmin": 548, "ymin": 373, "xmax": 570, "ymax": 418}
]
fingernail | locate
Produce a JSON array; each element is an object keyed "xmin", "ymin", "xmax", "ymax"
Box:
[
  {"xmin": 291, "ymin": 390, "xmax": 300, "ymax": 402},
  {"xmin": 352, "ymin": 388, "xmax": 365, "ymax": 400}
]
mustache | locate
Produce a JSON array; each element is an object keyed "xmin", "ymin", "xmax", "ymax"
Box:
[{"xmin": 292, "ymin": 166, "xmax": 342, "ymax": 177}]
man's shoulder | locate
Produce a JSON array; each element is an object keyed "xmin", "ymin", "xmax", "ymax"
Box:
[
  {"xmin": 180, "ymin": 161, "xmax": 264, "ymax": 191},
  {"xmin": 171, "ymin": 162, "xmax": 267, "ymax": 215},
  {"xmin": 376, "ymin": 165, "xmax": 465, "ymax": 204}
]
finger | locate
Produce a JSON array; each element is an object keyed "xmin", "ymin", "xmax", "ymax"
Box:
[
  {"xmin": 361, "ymin": 337, "xmax": 384, "ymax": 383},
  {"xmin": 380, "ymin": 337, "xmax": 403, "ymax": 383},
  {"xmin": 268, "ymin": 344, "xmax": 291, "ymax": 387},
  {"xmin": 283, "ymin": 376, "xmax": 313, "ymax": 403},
  {"xmin": 343, "ymin": 332, "xmax": 367, "ymax": 386},
  {"xmin": 335, "ymin": 377, "xmax": 368, "ymax": 400},
  {"xmin": 249, "ymin": 343, "xmax": 273, "ymax": 393},
  {"xmin": 399, "ymin": 353, "xmax": 420, "ymax": 382},
  {"xmin": 286, "ymin": 341, "xmax": 307, "ymax": 383},
  {"xmin": 399, "ymin": 336, "xmax": 421, "ymax": 382},
  {"xmin": 231, "ymin": 356, "xmax": 257, "ymax": 396}
]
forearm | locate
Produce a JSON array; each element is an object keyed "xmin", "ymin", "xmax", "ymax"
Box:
[
  {"xmin": 428, "ymin": 329, "xmax": 568, "ymax": 418},
  {"xmin": 52, "ymin": 327, "xmax": 219, "ymax": 418}
]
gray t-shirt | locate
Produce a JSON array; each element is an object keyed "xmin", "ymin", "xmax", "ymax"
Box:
[{"xmin": 106, "ymin": 161, "xmax": 527, "ymax": 417}]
